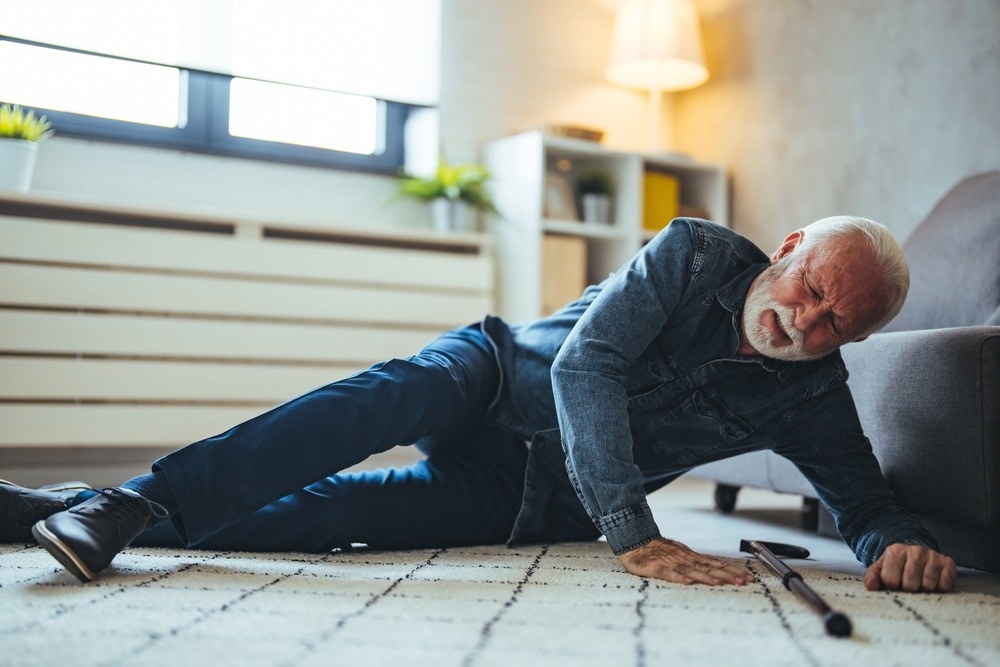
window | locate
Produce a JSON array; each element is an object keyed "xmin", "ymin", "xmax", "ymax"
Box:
[
  {"xmin": 0, "ymin": 40, "xmax": 183, "ymax": 128},
  {"xmin": 228, "ymin": 79, "xmax": 380, "ymax": 155},
  {"xmin": 0, "ymin": 1, "xmax": 440, "ymax": 174}
]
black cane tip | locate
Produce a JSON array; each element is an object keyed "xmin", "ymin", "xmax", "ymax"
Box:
[{"xmin": 824, "ymin": 611, "xmax": 852, "ymax": 638}]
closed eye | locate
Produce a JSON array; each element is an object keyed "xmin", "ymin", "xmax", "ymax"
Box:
[
  {"xmin": 805, "ymin": 274, "xmax": 844, "ymax": 335},
  {"xmin": 803, "ymin": 275, "xmax": 821, "ymax": 301}
]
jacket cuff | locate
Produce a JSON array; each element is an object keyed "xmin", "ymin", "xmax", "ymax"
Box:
[{"xmin": 597, "ymin": 501, "xmax": 662, "ymax": 556}]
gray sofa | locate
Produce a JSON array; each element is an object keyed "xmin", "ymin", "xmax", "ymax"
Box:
[{"xmin": 690, "ymin": 171, "xmax": 1000, "ymax": 573}]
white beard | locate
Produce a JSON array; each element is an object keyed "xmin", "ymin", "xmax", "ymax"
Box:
[{"xmin": 742, "ymin": 268, "xmax": 827, "ymax": 362}]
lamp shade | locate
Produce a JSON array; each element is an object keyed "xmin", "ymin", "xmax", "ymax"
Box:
[{"xmin": 606, "ymin": 0, "xmax": 708, "ymax": 92}]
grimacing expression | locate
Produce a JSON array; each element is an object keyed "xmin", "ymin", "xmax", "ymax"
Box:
[{"xmin": 742, "ymin": 233, "xmax": 889, "ymax": 361}]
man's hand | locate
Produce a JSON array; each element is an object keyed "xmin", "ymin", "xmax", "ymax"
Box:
[
  {"xmin": 864, "ymin": 543, "xmax": 957, "ymax": 592},
  {"xmin": 619, "ymin": 537, "xmax": 755, "ymax": 586}
]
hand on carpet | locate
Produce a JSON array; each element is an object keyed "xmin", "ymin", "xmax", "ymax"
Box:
[
  {"xmin": 619, "ymin": 537, "xmax": 756, "ymax": 586},
  {"xmin": 864, "ymin": 543, "xmax": 957, "ymax": 592}
]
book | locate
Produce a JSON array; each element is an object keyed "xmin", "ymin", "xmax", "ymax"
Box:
[{"xmin": 643, "ymin": 171, "xmax": 680, "ymax": 232}]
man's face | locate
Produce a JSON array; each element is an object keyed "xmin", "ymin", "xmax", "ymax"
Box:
[{"xmin": 741, "ymin": 233, "xmax": 889, "ymax": 362}]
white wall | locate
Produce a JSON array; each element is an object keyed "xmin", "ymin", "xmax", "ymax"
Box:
[
  {"xmin": 32, "ymin": 138, "xmax": 425, "ymax": 231},
  {"xmin": 675, "ymin": 0, "xmax": 1000, "ymax": 250},
  {"xmin": 438, "ymin": 0, "xmax": 650, "ymax": 161}
]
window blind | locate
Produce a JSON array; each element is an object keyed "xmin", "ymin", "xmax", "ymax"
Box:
[{"xmin": 2, "ymin": 0, "xmax": 441, "ymax": 106}]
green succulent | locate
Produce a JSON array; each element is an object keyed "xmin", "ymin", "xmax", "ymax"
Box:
[
  {"xmin": 0, "ymin": 104, "xmax": 54, "ymax": 142},
  {"xmin": 574, "ymin": 167, "xmax": 615, "ymax": 197},
  {"xmin": 397, "ymin": 157, "xmax": 497, "ymax": 214}
]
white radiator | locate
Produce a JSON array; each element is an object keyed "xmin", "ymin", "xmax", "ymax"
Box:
[{"xmin": 0, "ymin": 196, "xmax": 494, "ymax": 452}]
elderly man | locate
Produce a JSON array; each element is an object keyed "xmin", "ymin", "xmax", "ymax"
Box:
[{"xmin": 4, "ymin": 216, "xmax": 956, "ymax": 592}]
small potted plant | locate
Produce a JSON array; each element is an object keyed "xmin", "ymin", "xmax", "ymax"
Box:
[
  {"xmin": 396, "ymin": 156, "xmax": 497, "ymax": 233},
  {"xmin": 0, "ymin": 104, "xmax": 54, "ymax": 193},
  {"xmin": 574, "ymin": 167, "xmax": 615, "ymax": 224}
]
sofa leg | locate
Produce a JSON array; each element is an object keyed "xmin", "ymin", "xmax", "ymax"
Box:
[
  {"xmin": 714, "ymin": 484, "xmax": 740, "ymax": 513},
  {"xmin": 802, "ymin": 497, "xmax": 819, "ymax": 531},
  {"xmin": 801, "ymin": 498, "xmax": 839, "ymax": 536},
  {"xmin": 816, "ymin": 502, "xmax": 839, "ymax": 538}
]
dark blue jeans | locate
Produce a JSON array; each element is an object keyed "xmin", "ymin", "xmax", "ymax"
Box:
[{"xmin": 134, "ymin": 325, "xmax": 528, "ymax": 553}]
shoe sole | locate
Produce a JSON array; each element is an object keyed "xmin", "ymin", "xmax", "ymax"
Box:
[{"xmin": 31, "ymin": 522, "xmax": 97, "ymax": 583}]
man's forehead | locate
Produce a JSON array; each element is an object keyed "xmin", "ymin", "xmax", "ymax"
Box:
[{"xmin": 800, "ymin": 235, "xmax": 873, "ymax": 271}]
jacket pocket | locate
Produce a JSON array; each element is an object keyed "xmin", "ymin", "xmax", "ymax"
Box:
[{"xmin": 642, "ymin": 389, "xmax": 754, "ymax": 463}]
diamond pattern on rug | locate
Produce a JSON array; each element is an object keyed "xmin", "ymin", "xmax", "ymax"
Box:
[{"xmin": 2, "ymin": 541, "xmax": 997, "ymax": 666}]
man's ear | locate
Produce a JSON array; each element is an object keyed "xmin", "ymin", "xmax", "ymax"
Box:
[{"xmin": 771, "ymin": 230, "xmax": 805, "ymax": 264}]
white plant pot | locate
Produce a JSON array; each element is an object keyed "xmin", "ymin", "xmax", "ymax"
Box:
[
  {"xmin": 431, "ymin": 198, "xmax": 475, "ymax": 233},
  {"xmin": 0, "ymin": 139, "xmax": 39, "ymax": 193},
  {"xmin": 581, "ymin": 194, "xmax": 613, "ymax": 224}
]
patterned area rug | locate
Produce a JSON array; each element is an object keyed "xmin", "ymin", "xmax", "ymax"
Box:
[{"xmin": 2, "ymin": 541, "xmax": 997, "ymax": 667}]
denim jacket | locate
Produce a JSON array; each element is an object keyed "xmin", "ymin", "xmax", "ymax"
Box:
[{"xmin": 483, "ymin": 218, "xmax": 937, "ymax": 567}]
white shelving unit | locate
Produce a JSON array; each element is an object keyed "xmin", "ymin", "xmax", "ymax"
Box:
[{"xmin": 484, "ymin": 131, "xmax": 728, "ymax": 323}]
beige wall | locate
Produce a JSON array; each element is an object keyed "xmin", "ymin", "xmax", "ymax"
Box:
[
  {"xmin": 28, "ymin": 0, "xmax": 1000, "ymax": 251},
  {"xmin": 675, "ymin": 0, "xmax": 1000, "ymax": 250},
  {"xmin": 438, "ymin": 0, "xmax": 645, "ymax": 162}
]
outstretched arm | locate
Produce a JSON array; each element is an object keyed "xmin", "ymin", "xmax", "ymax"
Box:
[
  {"xmin": 552, "ymin": 223, "xmax": 699, "ymax": 557},
  {"xmin": 773, "ymin": 387, "xmax": 957, "ymax": 592}
]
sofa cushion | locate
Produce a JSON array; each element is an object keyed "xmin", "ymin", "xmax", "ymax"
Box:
[{"xmin": 885, "ymin": 171, "xmax": 1000, "ymax": 332}]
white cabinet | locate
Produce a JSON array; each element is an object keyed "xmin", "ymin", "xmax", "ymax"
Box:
[{"xmin": 484, "ymin": 131, "xmax": 728, "ymax": 323}]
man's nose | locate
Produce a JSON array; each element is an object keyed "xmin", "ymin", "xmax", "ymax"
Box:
[{"xmin": 794, "ymin": 302, "xmax": 825, "ymax": 332}]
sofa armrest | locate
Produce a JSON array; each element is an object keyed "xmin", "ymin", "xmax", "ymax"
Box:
[{"xmin": 841, "ymin": 327, "xmax": 1000, "ymax": 530}]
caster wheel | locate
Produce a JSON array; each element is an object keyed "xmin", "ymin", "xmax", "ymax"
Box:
[{"xmin": 714, "ymin": 484, "xmax": 740, "ymax": 513}]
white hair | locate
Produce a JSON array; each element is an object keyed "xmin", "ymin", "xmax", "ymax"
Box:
[{"xmin": 798, "ymin": 215, "xmax": 909, "ymax": 335}]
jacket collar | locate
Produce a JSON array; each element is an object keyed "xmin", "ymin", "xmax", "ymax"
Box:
[{"xmin": 716, "ymin": 262, "xmax": 768, "ymax": 314}]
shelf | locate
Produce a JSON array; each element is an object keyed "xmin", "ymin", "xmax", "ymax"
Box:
[
  {"xmin": 484, "ymin": 131, "xmax": 728, "ymax": 322},
  {"xmin": 542, "ymin": 219, "xmax": 628, "ymax": 239},
  {"xmin": 540, "ymin": 135, "xmax": 625, "ymax": 158}
]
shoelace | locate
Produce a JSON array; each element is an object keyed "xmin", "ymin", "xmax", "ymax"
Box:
[
  {"xmin": 81, "ymin": 488, "xmax": 171, "ymax": 524},
  {"xmin": 18, "ymin": 499, "xmax": 65, "ymax": 543},
  {"xmin": 17, "ymin": 496, "xmax": 74, "ymax": 549},
  {"xmin": 20, "ymin": 498, "xmax": 66, "ymax": 522},
  {"xmin": 16, "ymin": 493, "xmax": 69, "ymax": 547},
  {"xmin": 23, "ymin": 487, "xmax": 170, "ymax": 549}
]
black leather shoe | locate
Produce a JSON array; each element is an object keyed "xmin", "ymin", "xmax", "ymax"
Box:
[
  {"xmin": 31, "ymin": 488, "xmax": 169, "ymax": 583},
  {"xmin": 0, "ymin": 479, "xmax": 94, "ymax": 544}
]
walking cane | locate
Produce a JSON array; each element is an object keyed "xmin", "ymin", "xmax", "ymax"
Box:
[{"xmin": 740, "ymin": 539, "xmax": 853, "ymax": 638}]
